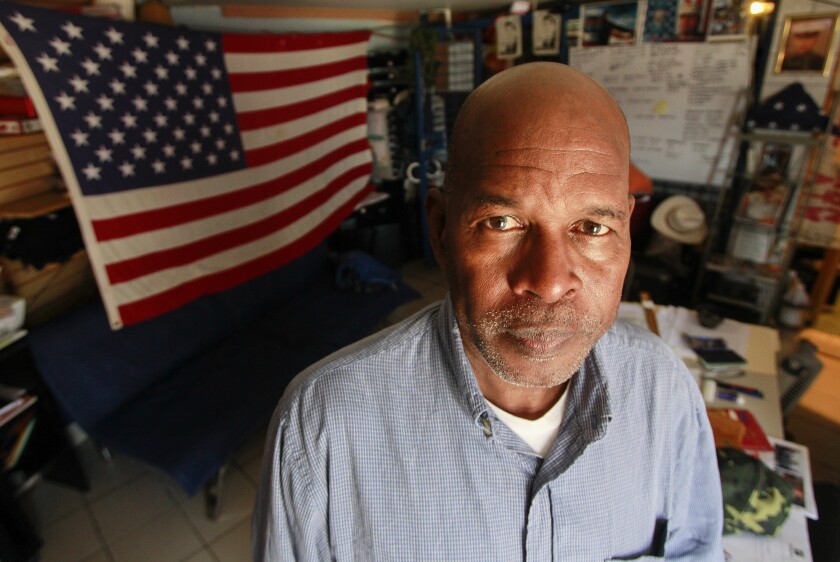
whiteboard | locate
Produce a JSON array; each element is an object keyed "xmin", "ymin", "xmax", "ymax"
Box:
[{"xmin": 570, "ymin": 41, "xmax": 754, "ymax": 187}]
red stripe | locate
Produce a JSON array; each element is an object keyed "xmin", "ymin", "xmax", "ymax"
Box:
[
  {"xmin": 237, "ymin": 85, "xmax": 367, "ymax": 131},
  {"xmin": 222, "ymin": 30, "xmax": 370, "ymax": 54},
  {"xmin": 116, "ymin": 183, "xmax": 375, "ymax": 327},
  {"xmin": 106, "ymin": 163, "xmax": 371, "ymax": 284},
  {"xmin": 91, "ymin": 137, "xmax": 370, "ymax": 241},
  {"xmin": 227, "ymin": 56, "xmax": 367, "ymax": 93},
  {"xmin": 245, "ymin": 112, "xmax": 367, "ymax": 168}
]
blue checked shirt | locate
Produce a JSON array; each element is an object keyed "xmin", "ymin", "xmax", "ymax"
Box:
[{"xmin": 253, "ymin": 298, "xmax": 724, "ymax": 561}]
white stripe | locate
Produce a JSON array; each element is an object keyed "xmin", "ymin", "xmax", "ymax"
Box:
[
  {"xmin": 98, "ymin": 149, "xmax": 371, "ymax": 263},
  {"xmin": 84, "ymin": 124, "xmax": 368, "ymax": 219},
  {"xmin": 224, "ymin": 41, "xmax": 368, "ymax": 74},
  {"xmin": 231, "ymin": 69, "xmax": 367, "ymax": 113},
  {"xmin": 111, "ymin": 175, "xmax": 370, "ymax": 306},
  {"xmin": 240, "ymin": 98, "xmax": 366, "ymax": 151}
]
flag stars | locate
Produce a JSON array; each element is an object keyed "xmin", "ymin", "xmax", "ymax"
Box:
[
  {"xmin": 83, "ymin": 112, "xmax": 103, "ymax": 129},
  {"xmin": 49, "ymin": 37, "xmax": 72, "ymax": 56},
  {"xmin": 199, "ymin": 126, "xmax": 211, "ymax": 138},
  {"xmin": 162, "ymin": 144, "xmax": 176, "ymax": 157},
  {"xmin": 174, "ymin": 83, "xmax": 187, "ymax": 96},
  {"xmin": 216, "ymin": 97, "xmax": 228, "ymax": 109},
  {"xmin": 62, "ymin": 21, "xmax": 83, "ymax": 40},
  {"xmin": 131, "ymin": 97, "xmax": 148, "ymax": 112},
  {"xmin": 142, "ymin": 33, "xmax": 159, "ymax": 48},
  {"xmin": 131, "ymin": 48, "xmax": 148, "ymax": 64},
  {"xmin": 209, "ymin": 111, "xmax": 219, "ymax": 123},
  {"xmin": 211, "ymin": 68, "xmax": 222, "ymax": 80},
  {"xmin": 109, "ymin": 79, "xmax": 126, "ymax": 95},
  {"xmin": 191, "ymin": 97, "xmax": 204, "ymax": 110},
  {"xmin": 70, "ymin": 129, "xmax": 89, "ymax": 146},
  {"xmin": 173, "ymin": 128, "xmax": 186, "ymax": 141},
  {"xmin": 142, "ymin": 129, "xmax": 157, "ymax": 143},
  {"xmin": 130, "ymin": 145, "xmax": 146, "ymax": 160},
  {"xmin": 121, "ymin": 113, "xmax": 138, "ymax": 128},
  {"xmin": 118, "ymin": 161, "xmax": 135, "ymax": 177},
  {"xmin": 105, "ymin": 27, "xmax": 124, "ymax": 44},
  {"xmin": 143, "ymin": 82, "xmax": 158, "ymax": 96},
  {"xmin": 190, "ymin": 141, "xmax": 201, "ymax": 154},
  {"xmin": 95, "ymin": 95, "xmax": 115, "ymax": 111},
  {"xmin": 36, "ymin": 52, "xmax": 59, "ymax": 72},
  {"xmin": 82, "ymin": 163, "xmax": 101, "ymax": 180},
  {"xmin": 165, "ymin": 51, "xmax": 179, "ymax": 66},
  {"xmin": 180, "ymin": 156, "xmax": 193, "ymax": 170},
  {"xmin": 183, "ymin": 112, "xmax": 196, "ymax": 126},
  {"xmin": 229, "ymin": 149, "xmax": 240, "ymax": 161},
  {"xmin": 54, "ymin": 91, "xmax": 75, "ymax": 110},
  {"xmin": 80, "ymin": 58, "xmax": 100, "ymax": 76},
  {"xmin": 207, "ymin": 153, "xmax": 218, "ymax": 165},
  {"xmin": 163, "ymin": 97, "xmax": 177, "ymax": 111},
  {"xmin": 108, "ymin": 129, "xmax": 126, "ymax": 145},
  {"xmin": 184, "ymin": 67, "xmax": 197, "ymax": 80},
  {"xmin": 194, "ymin": 53, "xmax": 207, "ymax": 67},
  {"xmin": 68, "ymin": 75, "xmax": 89, "ymax": 93},
  {"xmin": 95, "ymin": 146, "xmax": 113, "ymax": 163},
  {"xmin": 224, "ymin": 123, "xmax": 234, "ymax": 135},
  {"xmin": 205, "ymin": 39, "xmax": 217, "ymax": 52},
  {"xmin": 152, "ymin": 160, "xmax": 165, "ymax": 174},
  {"xmin": 215, "ymin": 138, "xmax": 226, "ymax": 151},
  {"xmin": 119, "ymin": 62, "xmax": 137, "ymax": 79},
  {"xmin": 9, "ymin": 12, "xmax": 35, "ymax": 32},
  {"xmin": 153, "ymin": 65, "xmax": 168, "ymax": 80},
  {"xmin": 176, "ymin": 36, "xmax": 190, "ymax": 50},
  {"xmin": 153, "ymin": 113, "xmax": 168, "ymax": 127},
  {"xmin": 201, "ymin": 83, "xmax": 213, "ymax": 95},
  {"xmin": 93, "ymin": 42, "xmax": 112, "ymax": 60}
]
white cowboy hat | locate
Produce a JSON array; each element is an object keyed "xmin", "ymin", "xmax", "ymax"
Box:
[{"xmin": 650, "ymin": 195, "xmax": 708, "ymax": 244}]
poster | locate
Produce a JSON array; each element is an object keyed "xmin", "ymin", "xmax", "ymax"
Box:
[
  {"xmin": 798, "ymin": 124, "xmax": 840, "ymax": 249},
  {"xmin": 570, "ymin": 40, "xmax": 753, "ymax": 186}
]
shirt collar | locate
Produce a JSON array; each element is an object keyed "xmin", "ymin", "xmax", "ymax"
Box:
[{"xmin": 437, "ymin": 294, "xmax": 613, "ymax": 462}]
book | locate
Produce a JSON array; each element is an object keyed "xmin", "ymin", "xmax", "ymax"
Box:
[
  {"xmin": 0, "ymin": 176, "xmax": 57, "ymax": 206},
  {"xmin": 0, "ymin": 144, "xmax": 52, "ymax": 172},
  {"xmin": 0, "ymin": 160, "xmax": 55, "ymax": 189},
  {"xmin": 4, "ymin": 414, "xmax": 35, "ymax": 469},
  {"xmin": 0, "ymin": 116, "xmax": 42, "ymax": 135},
  {"xmin": 694, "ymin": 348, "xmax": 747, "ymax": 370},
  {"xmin": 0, "ymin": 96, "xmax": 36, "ymax": 118},
  {"xmin": 0, "ymin": 131, "xmax": 47, "ymax": 153},
  {"xmin": 707, "ymin": 407, "xmax": 773, "ymax": 452},
  {"xmin": 0, "ymin": 394, "xmax": 36, "ymax": 428}
]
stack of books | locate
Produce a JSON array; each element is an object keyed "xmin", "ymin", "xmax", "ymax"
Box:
[{"xmin": 0, "ymin": 383, "xmax": 37, "ymax": 471}]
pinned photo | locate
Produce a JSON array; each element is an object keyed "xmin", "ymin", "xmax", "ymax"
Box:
[{"xmin": 496, "ymin": 15, "xmax": 523, "ymax": 59}]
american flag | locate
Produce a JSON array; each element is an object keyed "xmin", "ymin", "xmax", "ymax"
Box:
[{"xmin": 0, "ymin": 3, "xmax": 373, "ymax": 328}]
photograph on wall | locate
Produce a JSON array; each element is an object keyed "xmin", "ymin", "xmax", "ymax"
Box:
[
  {"xmin": 496, "ymin": 15, "xmax": 523, "ymax": 59},
  {"xmin": 533, "ymin": 10, "xmax": 561, "ymax": 54},
  {"xmin": 566, "ymin": 18, "xmax": 581, "ymax": 47},
  {"xmin": 582, "ymin": 1, "xmax": 639, "ymax": 46},
  {"xmin": 644, "ymin": 0, "xmax": 679, "ymax": 42},
  {"xmin": 775, "ymin": 13, "xmax": 839, "ymax": 75},
  {"xmin": 674, "ymin": 0, "xmax": 711, "ymax": 41},
  {"xmin": 706, "ymin": 0, "xmax": 749, "ymax": 41}
]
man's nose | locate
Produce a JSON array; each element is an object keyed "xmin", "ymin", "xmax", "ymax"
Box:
[{"xmin": 508, "ymin": 231, "xmax": 583, "ymax": 304}]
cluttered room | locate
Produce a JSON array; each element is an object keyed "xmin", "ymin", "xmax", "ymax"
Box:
[{"xmin": 0, "ymin": 0, "xmax": 838, "ymax": 559}]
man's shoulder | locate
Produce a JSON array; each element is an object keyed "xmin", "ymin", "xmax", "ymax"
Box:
[
  {"xmin": 278, "ymin": 301, "xmax": 443, "ymax": 413},
  {"xmin": 599, "ymin": 318, "xmax": 680, "ymax": 363}
]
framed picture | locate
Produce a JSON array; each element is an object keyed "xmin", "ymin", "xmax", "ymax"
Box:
[
  {"xmin": 582, "ymin": 1, "xmax": 639, "ymax": 46},
  {"xmin": 644, "ymin": 0, "xmax": 679, "ymax": 42},
  {"xmin": 755, "ymin": 142, "xmax": 793, "ymax": 179},
  {"xmin": 496, "ymin": 15, "xmax": 523, "ymax": 59},
  {"xmin": 735, "ymin": 175, "xmax": 791, "ymax": 226},
  {"xmin": 533, "ymin": 10, "xmax": 561, "ymax": 54},
  {"xmin": 775, "ymin": 13, "xmax": 839, "ymax": 76},
  {"xmin": 706, "ymin": 0, "xmax": 749, "ymax": 41}
]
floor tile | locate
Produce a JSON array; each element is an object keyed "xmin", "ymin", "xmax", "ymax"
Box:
[
  {"xmin": 39, "ymin": 507, "xmax": 104, "ymax": 562},
  {"xmin": 180, "ymin": 466, "xmax": 256, "ymax": 543},
  {"xmin": 19, "ymin": 479, "xmax": 86, "ymax": 531},
  {"xmin": 76, "ymin": 441, "xmax": 150, "ymax": 501},
  {"xmin": 89, "ymin": 472, "xmax": 177, "ymax": 543},
  {"xmin": 108, "ymin": 505, "xmax": 202, "ymax": 562},
  {"xmin": 180, "ymin": 547, "xmax": 221, "ymax": 562},
  {"xmin": 209, "ymin": 518, "xmax": 252, "ymax": 562}
]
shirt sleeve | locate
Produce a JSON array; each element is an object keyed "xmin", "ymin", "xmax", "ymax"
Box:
[
  {"xmin": 664, "ymin": 378, "xmax": 725, "ymax": 561},
  {"xmin": 251, "ymin": 406, "xmax": 331, "ymax": 562}
]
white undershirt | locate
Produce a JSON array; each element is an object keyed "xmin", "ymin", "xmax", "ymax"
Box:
[{"xmin": 486, "ymin": 389, "xmax": 569, "ymax": 457}]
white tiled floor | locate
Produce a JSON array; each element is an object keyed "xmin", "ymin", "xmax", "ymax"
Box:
[{"xmin": 17, "ymin": 259, "xmax": 448, "ymax": 562}]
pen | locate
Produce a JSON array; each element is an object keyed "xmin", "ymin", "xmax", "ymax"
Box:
[
  {"xmin": 716, "ymin": 381, "xmax": 764, "ymax": 399},
  {"xmin": 715, "ymin": 389, "xmax": 745, "ymax": 405}
]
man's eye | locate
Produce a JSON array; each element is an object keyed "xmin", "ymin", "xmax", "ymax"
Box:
[
  {"xmin": 483, "ymin": 216, "xmax": 520, "ymax": 231},
  {"xmin": 578, "ymin": 220, "xmax": 611, "ymax": 236}
]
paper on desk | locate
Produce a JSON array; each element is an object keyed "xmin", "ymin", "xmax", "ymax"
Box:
[
  {"xmin": 768, "ymin": 437, "xmax": 818, "ymax": 520},
  {"xmin": 617, "ymin": 304, "xmax": 750, "ymax": 361},
  {"xmin": 722, "ymin": 509, "xmax": 813, "ymax": 562}
]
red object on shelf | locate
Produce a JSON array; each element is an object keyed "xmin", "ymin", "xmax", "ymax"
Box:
[{"xmin": 0, "ymin": 96, "xmax": 36, "ymax": 118}]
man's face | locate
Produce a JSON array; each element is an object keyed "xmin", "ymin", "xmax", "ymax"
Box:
[
  {"xmin": 435, "ymin": 115, "xmax": 633, "ymax": 389},
  {"xmin": 790, "ymin": 32, "xmax": 820, "ymax": 55}
]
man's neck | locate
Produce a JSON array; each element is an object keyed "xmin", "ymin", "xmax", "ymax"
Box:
[{"xmin": 476, "ymin": 369, "xmax": 567, "ymax": 420}]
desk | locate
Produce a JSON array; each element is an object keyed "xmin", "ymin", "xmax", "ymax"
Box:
[{"xmin": 618, "ymin": 303, "xmax": 813, "ymax": 562}]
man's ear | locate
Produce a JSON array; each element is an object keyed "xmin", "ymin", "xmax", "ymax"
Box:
[
  {"xmin": 628, "ymin": 193, "xmax": 636, "ymax": 216},
  {"xmin": 425, "ymin": 187, "xmax": 448, "ymax": 268}
]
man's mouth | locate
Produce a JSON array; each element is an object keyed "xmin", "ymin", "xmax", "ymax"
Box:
[{"xmin": 505, "ymin": 327, "xmax": 576, "ymax": 357}]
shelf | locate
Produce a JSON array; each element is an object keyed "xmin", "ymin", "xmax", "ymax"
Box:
[
  {"xmin": 739, "ymin": 130, "xmax": 822, "ymax": 146},
  {"xmin": 705, "ymin": 253, "xmax": 784, "ymax": 279},
  {"xmin": 0, "ymin": 190, "xmax": 70, "ymax": 219},
  {"xmin": 706, "ymin": 293, "xmax": 765, "ymax": 311}
]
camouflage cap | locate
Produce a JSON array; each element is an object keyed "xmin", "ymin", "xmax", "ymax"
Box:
[{"xmin": 717, "ymin": 447, "xmax": 794, "ymax": 536}]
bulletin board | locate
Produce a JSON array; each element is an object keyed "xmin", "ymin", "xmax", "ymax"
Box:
[{"xmin": 570, "ymin": 41, "xmax": 754, "ymax": 187}]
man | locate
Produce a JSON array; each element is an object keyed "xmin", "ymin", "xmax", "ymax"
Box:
[
  {"xmin": 253, "ymin": 62, "xmax": 723, "ymax": 561},
  {"xmin": 781, "ymin": 21, "xmax": 828, "ymax": 72}
]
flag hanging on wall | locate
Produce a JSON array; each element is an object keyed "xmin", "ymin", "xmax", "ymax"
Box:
[{"xmin": 0, "ymin": 3, "xmax": 373, "ymax": 329}]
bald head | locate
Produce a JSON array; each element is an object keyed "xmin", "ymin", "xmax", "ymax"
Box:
[{"xmin": 445, "ymin": 63, "xmax": 629, "ymax": 194}]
